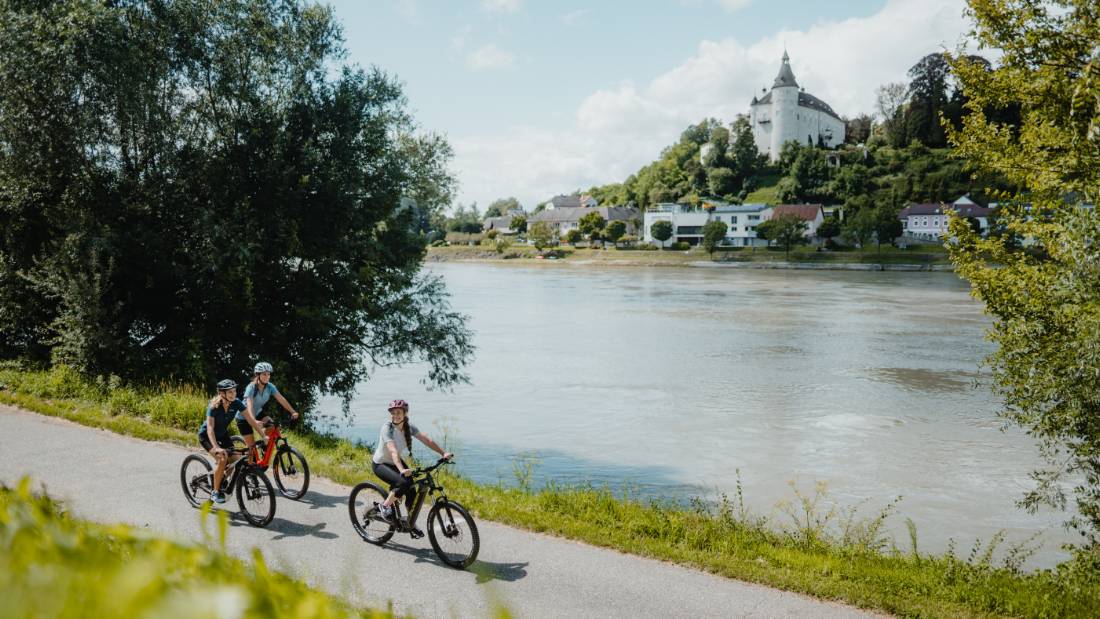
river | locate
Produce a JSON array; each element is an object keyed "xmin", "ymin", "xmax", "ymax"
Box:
[{"xmin": 320, "ymin": 262, "xmax": 1077, "ymax": 567}]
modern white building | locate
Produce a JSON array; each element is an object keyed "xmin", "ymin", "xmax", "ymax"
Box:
[
  {"xmin": 643, "ymin": 203, "xmax": 773, "ymax": 248},
  {"xmin": 749, "ymin": 52, "xmax": 845, "ymax": 161},
  {"xmin": 899, "ymin": 195, "xmax": 992, "ymax": 240}
]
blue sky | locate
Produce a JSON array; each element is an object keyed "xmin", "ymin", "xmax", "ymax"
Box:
[{"xmin": 325, "ymin": 0, "xmax": 971, "ymax": 210}]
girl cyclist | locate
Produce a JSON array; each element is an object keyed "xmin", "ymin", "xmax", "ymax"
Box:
[
  {"xmin": 235, "ymin": 361, "xmax": 300, "ymax": 457},
  {"xmin": 198, "ymin": 379, "xmax": 246, "ymax": 504},
  {"xmin": 372, "ymin": 399, "xmax": 452, "ymax": 536}
]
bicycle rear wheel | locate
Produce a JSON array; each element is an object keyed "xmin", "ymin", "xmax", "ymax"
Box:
[
  {"xmin": 349, "ymin": 482, "xmax": 395, "ymax": 545},
  {"xmin": 235, "ymin": 469, "xmax": 276, "ymax": 527},
  {"xmin": 180, "ymin": 454, "xmax": 213, "ymax": 507},
  {"xmin": 273, "ymin": 446, "xmax": 310, "ymax": 500},
  {"xmin": 427, "ymin": 499, "xmax": 479, "ymax": 569}
]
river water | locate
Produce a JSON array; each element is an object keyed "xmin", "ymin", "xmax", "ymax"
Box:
[{"xmin": 320, "ymin": 262, "xmax": 1077, "ymax": 567}]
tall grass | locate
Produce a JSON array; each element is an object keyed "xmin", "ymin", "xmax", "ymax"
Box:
[
  {"xmin": 0, "ymin": 478, "xmax": 392, "ymax": 619},
  {"xmin": 2, "ymin": 365, "xmax": 1099, "ymax": 618}
]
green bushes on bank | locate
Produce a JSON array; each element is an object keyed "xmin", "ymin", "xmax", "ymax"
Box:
[{"xmin": 0, "ymin": 479, "xmax": 390, "ymax": 619}]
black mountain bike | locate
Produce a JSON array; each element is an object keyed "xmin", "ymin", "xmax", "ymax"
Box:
[
  {"xmin": 180, "ymin": 447, "xmax": 277, "ymax": 527},
  {"xmin": 348, "ymin": 458, "xmax": 480, "ymax": 569}
]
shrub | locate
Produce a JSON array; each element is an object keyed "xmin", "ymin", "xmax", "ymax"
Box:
[{"xmin": 671, "ymin": 241, "xmax": 692, "ymax": 251}]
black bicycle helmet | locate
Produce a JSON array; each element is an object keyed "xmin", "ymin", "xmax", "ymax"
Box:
[{"xmin": 216, "ymin": 379, "xmax": 237, "ymax": 391}]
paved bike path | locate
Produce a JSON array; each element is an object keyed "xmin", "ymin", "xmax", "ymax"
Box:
[{"xmin": 0, "ymin": 406, "xmax": 882, "ymax": 618}]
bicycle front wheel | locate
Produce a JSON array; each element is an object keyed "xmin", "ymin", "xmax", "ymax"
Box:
[
  {"xmin": 349, "ymin": 482, "xmax": 394, "ymax": 545},
  {"xmin": 235, "ymin": 469, "xmax": 276, "ymax": 527},
  {"xmin": 180, "ymin": 454, "xmax": 213, "ymax": 507},
  {"xmin": 273, "ymin": 446, "xmax": 310, "ymax": 500},
  {"xmin": 427, "ymin": 499, "xmax": 479, "ymax": 569}
]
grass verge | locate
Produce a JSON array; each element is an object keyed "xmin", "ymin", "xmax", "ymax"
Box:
[
  {"xmin": 0, "ymin": 478, "xmax": 394, "ymax": 618},
  {"xmin": 2, "ymin": 366, "xmax": 1098, "ymax": 618}
]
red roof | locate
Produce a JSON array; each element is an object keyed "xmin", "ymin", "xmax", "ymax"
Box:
[{"xmin": 773, "ymin": 204, "xmax": 823, "ymax": 221}]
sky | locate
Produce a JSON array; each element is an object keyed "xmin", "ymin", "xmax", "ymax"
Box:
[{"xmin": 325, "ymin": 0, "xmax": 974, "ymax": 211}]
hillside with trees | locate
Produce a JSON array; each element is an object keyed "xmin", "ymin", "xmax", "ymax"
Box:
[{"xmin": 585, "ymin": 52, "xmax": 1014, "ymax": 215}]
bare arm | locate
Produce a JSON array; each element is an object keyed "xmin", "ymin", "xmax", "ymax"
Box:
[
  {"xmin": 415, "ymin": 433, "xmax": 451, "ymax": 459},
  {"xmin": 273, "ymin": 392, "xmax": 299, "ymax": 420},
  {"xmin": 384, "ymin": 440, "xmax": 409, "ymax": 474},
  {"xmin": 242, "ymin": 399, "xmax": 265, "ymax": 434}
]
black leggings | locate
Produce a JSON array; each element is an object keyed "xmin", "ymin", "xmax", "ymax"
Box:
[{"xmin": 372, "ymin": 461, "xmax": 416, "ymax": 510}]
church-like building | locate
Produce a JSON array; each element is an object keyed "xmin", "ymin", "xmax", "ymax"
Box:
[{"xmin": 749, "ymin": 52, "xmax": 845, "ymax": 161}]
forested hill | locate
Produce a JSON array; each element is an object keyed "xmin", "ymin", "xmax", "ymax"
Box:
[{"xmin": 585, "ymin": 53, "xmax": 1015, "ymax": 212}]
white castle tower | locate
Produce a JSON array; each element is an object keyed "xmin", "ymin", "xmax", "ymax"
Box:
[{"xmin": 749, "ymin": 51, "xmax": 845, "ymax": 162}]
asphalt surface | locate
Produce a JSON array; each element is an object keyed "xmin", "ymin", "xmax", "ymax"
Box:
[{"xmin": 0, "ymin": 405, "xmax": 883, "ymax": 618}]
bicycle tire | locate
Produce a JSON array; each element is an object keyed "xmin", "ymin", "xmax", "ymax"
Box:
[
  {"xmin": 427, "ymin": 499, "xmax": 480, "ymax": 569},
  {"xmin": 348, "ymin": 481, "xmax": 395, "ymax": 545},
  {"xmin": 180, "ymin": 454, "xmax": 213, "ymax": 507},
  {"xmin": 235, "ymin": 468, "xmax": 276, "ymax": 527},
  {"xmin": 273, "ymin": 446, "xmax": 310, "ymax": 500}
]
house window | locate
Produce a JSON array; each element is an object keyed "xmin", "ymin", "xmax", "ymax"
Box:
[
  {"xmin": 676, "ymin": 226, "xmax": 703, "ymax": 235},
  {"xmin": 730, "ymin": 216, "xmax": 738, "ymax": 223},
  {"xmin": 748, "ymin": 215, "xmax": 760, "ymax": 221}
]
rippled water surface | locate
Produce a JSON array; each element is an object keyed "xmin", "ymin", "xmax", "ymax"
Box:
[{"xmin": 320, "ymin": 262, "xmax": 1077, "ymax": 566}]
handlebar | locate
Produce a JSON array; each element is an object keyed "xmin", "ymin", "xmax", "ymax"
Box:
[{"xmin": 411, "ymin": 457, "xmax": 453, "ymax": 478}]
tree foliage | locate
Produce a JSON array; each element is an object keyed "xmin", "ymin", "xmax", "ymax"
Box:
[
  {"xmin": 650, "ymin": 220, "xmax": 674, "ymax": 243},
  {"xmin": 701, "ymin": 220, "xmax": 727, "ymax": 256},
  {"xmin": 528, "ymin": 221, "xmax": 554, "ymax": 251},
  {"xmin": 756, "ymin": 214, "xmax": 807, "ymax": 259},
  {"xmin": 945, "ymin": 0, "xmax": 1100, "ymax": 564},
  {"xmin": 0, "ymin": 0, "xmax": 472, "ymax": 412}
]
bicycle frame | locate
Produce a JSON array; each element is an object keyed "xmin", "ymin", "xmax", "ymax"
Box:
[
  {"xmin": 393, "ymin": 460, "xmax": 452, "ymax": 533},
  {"xmin": 247, "ymin": 424, "xmax": 284, "ymax": 468}
]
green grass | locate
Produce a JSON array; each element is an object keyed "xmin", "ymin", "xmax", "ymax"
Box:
[
  {"xmin": 0, "ymin": 478, "xmax": 394, "ymax": 619},
  {"xmin": 2, "ymin": 366, "xmax": 1098, "ymax": 618},
  {"xmin": 743, "ymin": 171, "xmax": 783, "ymax": 203}
]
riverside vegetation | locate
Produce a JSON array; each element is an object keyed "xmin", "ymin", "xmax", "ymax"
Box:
[
  {"xmin": 0, "ymin": 478, "xmax": 395, "ymax": 619},
  {"xmin": 2, "ymin": 365, "xmax": 1099, "ymax": 619}
]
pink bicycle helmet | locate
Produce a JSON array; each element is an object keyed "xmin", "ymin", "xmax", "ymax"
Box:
[{"xmin": 388, "ymin": 399, "xmax": 409, "ymax": 412}]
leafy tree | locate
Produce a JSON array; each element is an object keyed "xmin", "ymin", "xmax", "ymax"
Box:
[
  {"xmin": 564, "ymin": 229, "xmax": 583, "ymax": 246},
  {"xmin": 728, "ymin": 116, "xmax": 762, "ymax": 182},
  {"xmin": 706, "ymin": 167, "xmax": 737, "ymax": 197},
  {"xmin": 701, "ymin": 220, "xmax": 728, "ymax": 256},
  {"xmin": 875, "ymin": 82, "xmax": 908, "ymax": 145},
  {"xmin": 844, "ymin": 114, "xmax": 874, "ymax": 145},
  {"xmin": 650, "ymin": 220, "xmax": 674, "ymax": 244},
  {"xmin": 578, "ymin": 212, "xmax": 607, "ymax": 246},
  {"xmin": 756, "ymin": 214, "xmax": 807, "ymax": 260},
  {"xmin": 841, "ymin": 207, "xmax": 877, "ymax": 249},
  {"xmin": 603, "ymin": 220, "xmax": 627, "ymax": 246},
  {"xmin": 873, "ymin": 206, "xmax": 903, "ymax": 251},
  {"xmin": 0, "ymin": 0, "xmax": 473, "ymax": 412},
  {"xmin": 486, "ymin": 197, "xmax": 521, "ymax": 218},
  {"xmin": 528, "ymin": 221, "xmax": 555, "ymax": 251},
  {"xmin": 946, "ymin": 0, "xmax": 1100, "ymax": 561},
  {"xmin": 817, "ymin": 216, "xmax": 841, "ymax": 241},
  {"xmin": 510, "ymin": 215, "xmax": 527, "ymax": 235}
]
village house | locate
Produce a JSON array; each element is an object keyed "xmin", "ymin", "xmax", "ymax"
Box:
[
  {"xmin": 528, "ymin": 205, "xmax": 639, "ymax": 237},
  {"xmin": 643, "ymin": 202, "xmax": 826, "ymax": 247},
  {"xmin": 899, "ymin": 195, "xmax": 992, "ymax": 241},
  {"xmin": 772, "ymin": 204, "xmax": 825, "ymax": 238}
]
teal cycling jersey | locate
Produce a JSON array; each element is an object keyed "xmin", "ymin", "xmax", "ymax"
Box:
[{"xmin": 235, "ymin": 382, "xmax": 279, "ymax": 420}]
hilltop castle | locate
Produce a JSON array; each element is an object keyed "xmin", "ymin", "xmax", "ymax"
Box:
[{"xmin": 749, "ymin": 52, "xmax": 845, "ymax": 162}]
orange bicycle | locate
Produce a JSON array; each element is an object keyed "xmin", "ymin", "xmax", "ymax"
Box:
[{"xmin": 231, "ymin": 420, "xmax": 310, "ymax": 500}]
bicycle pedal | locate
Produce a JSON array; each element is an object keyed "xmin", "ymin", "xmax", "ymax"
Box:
[{"xmin": 409, "ymin": 529, "xmax": 424, "ymax": 539}]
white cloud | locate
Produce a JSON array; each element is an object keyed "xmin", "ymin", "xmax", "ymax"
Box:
[
  {"xmin": 481, "ymin": 0, "xmax": 520, "ymax": 13},
  {"xmin": 466, "ymin": 44, "xmax": 515, "ymax": 70},
  {"xmin": 560, "ymin": 8, "xmax": 591, "ymax": 25},
  {"xmin": 718, "ymin": 0, "xmax": 752, "ymax": 13},
  {"xmin": 453, "ymin": 0, "xmax": 971, "ymax": 209}
]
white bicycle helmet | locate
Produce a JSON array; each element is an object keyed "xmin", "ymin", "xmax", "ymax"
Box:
[{"xmin": 253, "ymin": 361, "xmax": 274, "ymax": 374}]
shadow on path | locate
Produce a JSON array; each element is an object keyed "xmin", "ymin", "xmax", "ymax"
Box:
[
  {"xmin": 291, "ymin": 489, "xmax": 347, "ymax": 510},
  {"xmin": 382, "ymin": 539, "xmax": 529, "ymax": 583},
  {"xmin": 227, "ymin": 513, "xmax": 339, "ymax": 540}
]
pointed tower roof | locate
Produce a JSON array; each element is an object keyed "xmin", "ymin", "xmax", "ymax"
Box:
[{"xmin": 772, "ymin": 50, "xmax": 799, "ymax": 89}]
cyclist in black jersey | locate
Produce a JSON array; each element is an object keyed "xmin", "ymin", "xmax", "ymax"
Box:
[{"xmin": 198, "ymin": 379, "xmax": 247, "ymax": 504}]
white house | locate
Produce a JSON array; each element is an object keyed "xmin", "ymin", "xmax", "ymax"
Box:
[
  {"xmin": 899, "ymin": 195, "xmax": 992, "ymax": 240},
  {"xmin": 643, "ymin": 203, "xmax": 773, "ymax": 248},
  {"xmin": 749, "ymin": 52, "xmax": 846, "ymax": 161},
  {"xmin": 529, "ymin": 205, "xmax": 639, "ymax": 237},
  {"xmin": 771, "ymin": 204, "xmax": 825, "ymax": 239}
]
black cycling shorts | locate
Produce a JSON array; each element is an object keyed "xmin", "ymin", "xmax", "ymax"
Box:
[
  {"xmin": 235, "ymin": 413, "xmax": 269, "ymax": 437},
  {"xmin": 199, "ymin": 433, "xmax": 234, "ymax": 453}
]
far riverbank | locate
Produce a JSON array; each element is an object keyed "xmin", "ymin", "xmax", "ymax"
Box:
[{"xmin": 426, "ymin": 245, "xmax": 954, "ymax": 271}]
